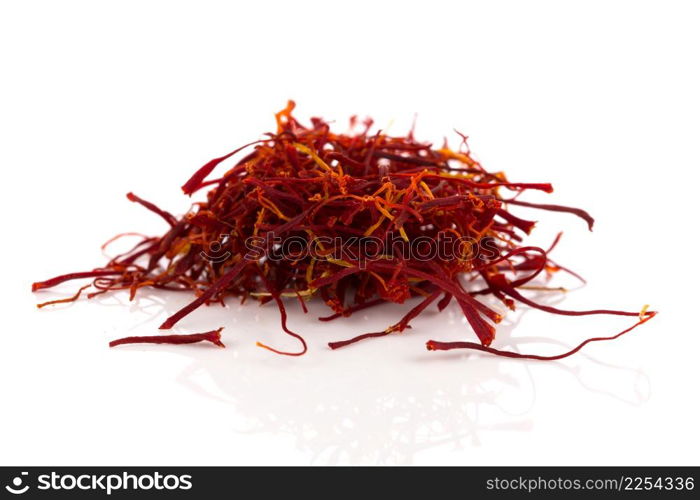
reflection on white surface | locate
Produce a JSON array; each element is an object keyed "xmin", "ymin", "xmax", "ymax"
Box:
[{"xmin": 84, "ymin": 287, "xmax": 650, "ymax": 465}]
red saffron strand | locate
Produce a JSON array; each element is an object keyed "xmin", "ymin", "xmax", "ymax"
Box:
[
  {"xmin": 426, "ymin": 311, "xmax": 656, "ymax": 360},
  {"xmin": 126, "ymin": 192, "xmax": 177, "ymax": 227},
  {"xmin": 36, "ymin": 284, "xmax": 91, "ymax": 309},
  {"xmin": 328, "ymin": 331, "xmax": 392, "ymax": 350},
  {"xmin": 329, "ymin": 291, "xmax": 441, "ymax": 349},
  {"xmin": 109, "ymin": 328, "xmax": 225, "ymax": 348},
  {"xmin": 180, "ymin": 139, "xmax": 266, "ymax": 195},
  {"xmin": 503, "ymin": 198, "xmax": 595, "ymax": 231},
  {"xmin": 32, "ymin": 270, "xmax": 123, "ymax": 292},
  {"xmin": 496, "ymin": 281, "xmax": 653, "ymax": 318},
  {"xmin": 254, "ymin": 267, "xmax": 308, "ymax": 356}
]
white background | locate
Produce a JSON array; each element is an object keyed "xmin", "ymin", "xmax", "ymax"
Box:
[{"xmin": 1, "ymin": 0, "xmax": 699, "ymax": 465}]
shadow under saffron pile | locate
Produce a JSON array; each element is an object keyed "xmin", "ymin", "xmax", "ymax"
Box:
[{"xmin": 32, "ymin": 101, "xmax": 655, "ymax": 358}]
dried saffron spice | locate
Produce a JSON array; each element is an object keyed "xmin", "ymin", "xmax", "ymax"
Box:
[
  {"xmin": 32, "ymin": 101, "xmax": 654, "ymax": 358},
  {"xmin": 109, "ymin": 329, "xmax": 225, "ymax": 348}
]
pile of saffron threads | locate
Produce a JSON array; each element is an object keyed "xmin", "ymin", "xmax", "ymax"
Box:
[{"xmin": 32, "ymin": 101, "xmax": 655, "ymax": 359}]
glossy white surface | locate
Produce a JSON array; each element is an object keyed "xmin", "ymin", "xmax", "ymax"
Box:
[{"xmin": 1, "ymin": 0, "xmax": 698, "ymax": 465}]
